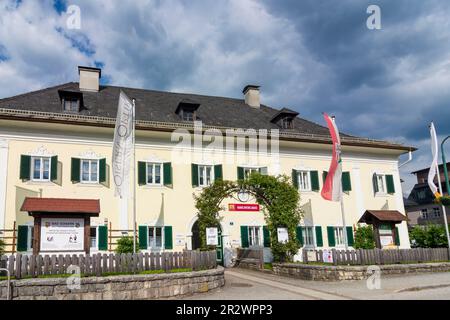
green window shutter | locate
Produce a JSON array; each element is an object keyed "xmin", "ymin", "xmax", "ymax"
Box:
[
  {"xmin": 327, "ymin": 226, "xmax": 336, "ymax": 247},
  {"xmin": 346, "ymin": 226, "xmax": 354, "ymax": 247},
  {"xmin": 373, "ymin": 173, "xmax": 379, "ymax": 193},
  {"xmin": 240, "ymin": 226, "xmax": 249, "ymax": 248},
  {"xmin": 164, "ymin": 226, "xmax": 173, "ymax": 249},
  {"xmin": 263, "ymin": 226, "xmax": 270, "ymax": 248},
  {"xmin": 99, "ymin": 158, "xmax": 106, "ymax": 183},
  {"xmin": 237, "ymin": 167, "xmax": 244, "ymax": 180},
  {"xmin": 71, "ymin": 158, "xmax": 80, "ymax": 183},
  {"xmin": 315, "ymin": 226, "xmax": 323, "ymax": 247},
  {"xmin": 394, "ymin": 227, "xmax": 400, "ymax": 246},
  {"xmin": 163, "ymin": 162, "xmax": 173, "ymax": 186},
  {"xmin": 292, "ymin": 169, "xmax": 298, "ymax": 189},
  {"xmin": 139, "ymin": 226, "xmax": 148, "ymax": 249},
  {"xmin": 386, "ymin": 175, "xmax": 395, "ymax": 194},
  {"xmin": 17, "ymin": 225, "xmax": 28, "ymax": 252},
  {"xmin": 322, "ymin": 171, "xmax": 328, "ymax": 183},
  {"xmin": 20, "ymin": 155, "xmax": 31, "ymax": 181},
  {"xmin": 296, "ymin": 226, "xmax": 303, "ymax": 246},
  {"xmin": 50, "ymin": 156, "xmax": 58, "ymax": 182},
  {"xmin": 214, "ymin": 164, "xmax": 223, "ymax": 181},
  {"xmin": 98, "ymin": 225, "xmax": 108, "ymax": 250},
  {"xmin": 138, "ymin": 162, "xmax": 147, "ymax": 186},
  {"xmin": 191, "ymin": 164, "xmax": 199, "ymax": 187},
  {"xmin": 342, "ymin": 172, "xmax": 352, "ymax": 191},
  {"xmin": 310, "ymin": 171, "xmax": 320, "ymax": 191}
]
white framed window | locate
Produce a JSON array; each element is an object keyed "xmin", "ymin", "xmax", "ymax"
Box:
[
  {"xmin": 376, "ymin": 174, "xmax": 386, "ymax": 194},
  {"xmin": 81, "ymin": 159, "xmax": 99, "ymax": 183},
  {"xmin": 90, "ymin": 227, "xmax": 98, "ymax": 249},
  {"xmin": 248, "ymin": 226, "xmax": 261, "ymax": 247},
  {"xmin": 302, "ymin": 227, "xmax": 315, "ymax": 246},
  {"xmin": 147, "ymin": 163, "xmax": 163, "ymax": 185},
  {"xmin": 244, "ymin": 167, "xmax": 259, "ymax": 179},
  {"xmin": 297, "ymin": 171, "xmax": 311, "ymax": 191},
  {"xmin": 148, "ymin": 226, "xmax": 163, "ymax": 249},
  {"xmin": 421, "ymin": 209, "xmax": 428, "ymax": 219},
  {"xmin": 31, "ymin": 156, "xmax": 51, "ymax": 181},
  {"xmin": 28, "ymin": 226, "xmax": 34, "ymax": 251},
  {"xmin": 334, "ymin": 227, "xmax": 345, "ymax": 246},
  {"xmin": 182, "ymin": 110, "xmax": 195, "ymax": 121},
  {"xmin": 198, "ymin": 165, "xmax": 213, "ymax": 187},
  {"xmin": 433, "ymin": 207, "xmax": 441, "ymax": 218},
  {"xmin": 63, "ymin": 98, "xmax": 79, "ymax": 112}
]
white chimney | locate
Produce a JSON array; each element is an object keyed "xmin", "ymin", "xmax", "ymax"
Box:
[
  {"xmin": 78, "ymin": 66, "xmax": 101, "ymax": 92},
  {"xmin": 243, "ymin": 85, "xmax": 260, "ymax": 108}
]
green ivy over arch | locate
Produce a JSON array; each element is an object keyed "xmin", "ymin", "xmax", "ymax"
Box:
[{"xmin": 194, "ymin": 173, "xmax": 302, "ymax": 262}]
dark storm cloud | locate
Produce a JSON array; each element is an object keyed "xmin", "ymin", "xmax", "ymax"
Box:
[{"xmin": 0, "ymin": 0, "xmax": 449, "ymax": 194}]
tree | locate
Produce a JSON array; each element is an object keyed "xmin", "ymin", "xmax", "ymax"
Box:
[
  {"xmin": 194, "ymin": 173, "xmax": 302, "ymax": 262},
  {"xmin": 354, "ymin": 224, "xmax": 376, "ymax": 249},
  {"xmin": 115, "ymin": 236, "xmax": 139, "ymax": 254}
]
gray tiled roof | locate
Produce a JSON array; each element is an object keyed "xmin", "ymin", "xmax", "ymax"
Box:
[
  {"xmin": 0, "ymin": 82, "xmax": 335, "ymax": 134},
  {"xmin": 0, "ymin": 82, "xmax": 413, "ymax": 151}
]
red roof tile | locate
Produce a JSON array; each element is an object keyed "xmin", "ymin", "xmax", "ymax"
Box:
[{"xmin": 21, "ymin": 198, "xmax": 100, "ymax": 214}]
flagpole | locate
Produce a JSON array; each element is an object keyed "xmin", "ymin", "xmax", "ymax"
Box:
[{"xmin": 132, "ymin": 98, "xmax": 137, "ymax": 254}]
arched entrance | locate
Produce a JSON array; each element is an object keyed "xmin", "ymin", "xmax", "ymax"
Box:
[{"xmin": 191, "ymin": 220, "xmax": 223, "ymax": 265}]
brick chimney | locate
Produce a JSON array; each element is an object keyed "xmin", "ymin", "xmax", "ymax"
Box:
[
  {"xmin": 78, "ymin": 66, "xmax": 101, "ymax": 92},
  {"xmin": 243, "ymin": 85, "xmax": 260, "ymax": 108}
]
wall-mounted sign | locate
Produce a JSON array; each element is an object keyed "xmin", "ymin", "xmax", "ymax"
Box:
[
  {"xmin": 322, "ymin": 249, "xmax": 333, "ymax": 263},
  {"xmin": 277, "ymin": 227, "xmax": 289, "ymax": 243},
  {"xmin": 228, "ymin": 203, "xmax": 260, "ymax": 212},
  {"xmin": 40, "ymin": 218, "xmax": 84, "ymax": 252},
  {"xmin": 206, "ymin": 227, "xmax": 218, "ymax": 246},
  {"xmin": 175, "ymin": 234, "xmax": 185, "ymax": 246}
]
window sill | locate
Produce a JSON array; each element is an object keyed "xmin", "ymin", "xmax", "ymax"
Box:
[
  {"xmin": 77, "ymin": 183, "xmax": 104, "ymax": 188},
  {"xmin": 142, "ymin": 185, "xmax": 165, "ymax": 189},
  {"xmin": 25, "ymin": 181, "xmax": 54, "ymax": 186}
]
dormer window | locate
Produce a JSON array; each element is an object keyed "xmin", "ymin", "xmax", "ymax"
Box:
[
  {"xmin": 182, "ymin": 109, "xmax": 195, "ymax": 121},
  {"xmin": 176, "ymin": 99, "xmax": 200, "ymax": 122},
  {"xmin": 59, "ymin": 90, "xmax": 83, "ymax": 113},
  {"xmin": 63, "ymin": 97, "xmax": 80, "ymax": 112},
  {"xmin": 270, "ymin": 108, "xmax": 299, "ymax": 129},
  {"xmin": 281, "ymin": 117, "xmax": 293, "ymax": 129}
]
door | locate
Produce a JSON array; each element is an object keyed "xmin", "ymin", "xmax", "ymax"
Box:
[{"xmin": 191, "ymin": 220, "xmax": 223, "ymax": 265}]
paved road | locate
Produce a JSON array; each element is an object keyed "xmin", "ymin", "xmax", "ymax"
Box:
[{"xmin": 182, "ymin": 268, "xmax": 450, "ymax": 300}]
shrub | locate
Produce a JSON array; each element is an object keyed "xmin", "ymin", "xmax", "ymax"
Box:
[
  {"xmin": 409, "ymin": 224, "xmax": 448, "ymax": 248},
  {"xmin": 115, "ymin": 236, "xmax": 139, "ymax": 254},
  {"xmin": 353, "ymin": 225, "xmax": 376, "ymax": 249},
  {"xmin": 0, "ymin": 239, "xmax": 5, "ymax": 257}
]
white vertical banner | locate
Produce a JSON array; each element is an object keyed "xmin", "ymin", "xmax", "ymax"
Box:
[{"xmin": 112, "ymin": 91, "xmax": 134, "ymax": 198}]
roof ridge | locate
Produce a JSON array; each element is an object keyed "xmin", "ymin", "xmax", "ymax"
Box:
[{"xmin": 0, "ymin": 82, "xmax": 77, "ymax": 103}]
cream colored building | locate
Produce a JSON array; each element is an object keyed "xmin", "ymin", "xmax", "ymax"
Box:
[{"xmin": 0, "ymin": 66, "xmax": 414, "ymax": 264}]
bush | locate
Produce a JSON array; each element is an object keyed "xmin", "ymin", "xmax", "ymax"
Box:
[
  {"xmin": 409, "ymin": 224, "xmax": 449, "ymax": 248},
  {"xmin": 115, "ymin": 236, "xmax": 139, "ymax": 254},
  {"xmin": 354, "ymin": 225, "xmax": 376, "ymax": 249},
  {"xmin": 0, "ymin": 239, "xmax": 5, "ymax": 257}
]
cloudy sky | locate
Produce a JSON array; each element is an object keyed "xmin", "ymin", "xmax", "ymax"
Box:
[{"xmin": 1, "ymin": 0, "xmax": 449, "ymax": 195}]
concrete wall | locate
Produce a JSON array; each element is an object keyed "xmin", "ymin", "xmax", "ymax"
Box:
[{"xmin": 0, "ymin": 267, "xmax": 224, "ymax": 300}]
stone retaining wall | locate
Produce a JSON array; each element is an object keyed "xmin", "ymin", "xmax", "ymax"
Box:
[
  {"xmin": 272, "ymin": 262, "xmax": 450, "ymax": 281},
  {"xmin": 0, "ymin": 267, "xmax": 224, "ymax": 300}
]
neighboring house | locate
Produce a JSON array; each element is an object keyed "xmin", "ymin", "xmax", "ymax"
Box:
[
  {"xmin": 405, "ymin": 163, "xmax": 450, "ymax": 228},
  {"xmin": 0, "ymin": 66, "xmax": 414, "ymax": 264}
]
